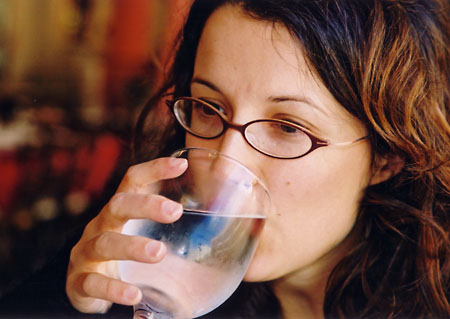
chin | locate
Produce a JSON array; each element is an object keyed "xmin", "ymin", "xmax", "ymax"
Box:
[{"xmin": 243, "ymin": 254, "xmax": 277, "ymax": 283}]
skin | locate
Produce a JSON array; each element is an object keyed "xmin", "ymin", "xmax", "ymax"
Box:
[
  {"xmin": 187, "ymin": 5, "xmax": 374, "ymax": 318},
  {"xmin": 66, "ymin": 4, "xmax": 394, "ymax": 318}
]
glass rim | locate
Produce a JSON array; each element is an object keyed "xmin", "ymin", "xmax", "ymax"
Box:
[{"xmin": 170, "ymin": 147, "xmax": 271, "ymax": 207}]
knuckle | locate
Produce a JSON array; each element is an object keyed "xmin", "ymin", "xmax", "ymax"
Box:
[
  {"xmin": 93, "ymin": 232, "xmax": 110, "ymax": 257},
  {"xmin": 126, "ymin": 237, "xmax": 146, "ymax": 260},
  {"xmin": 104, "ymin": 278, "xmax": 114, "ymax": 298},
  {"xmin": 69, "ymin": 242, "xmax": 80, "ymax": 261},
  {"xmin": 82, "ymin": 218, "xmax": 99, "ymax": 238},
  {"xmin": 143, "ymin": 194, "xmax": 168, "ymax": 220},
  {"xmin": 69, "ymin": 241, "xmax": 88, "ymax": 265},
  {"xmin": 143, "ymin": 193, "xmax": 160, "ymax": 207},
  {"xmin": 124, "ymin": 165, "xmax": 140, "ymax": 184},
  {"xmin": 65, "ymin": 268, "xmax": 77, "ymax": 290},
  {"xmin": 105, "ymin": 278, "xmax": 124, "ymax": 303},
  {"xmin": 108, "ymin": 193, "xmax": 126, "ymax": 218},
  {"xmin": 81, "ymin": 273, "xmax": 96, "ymax": 296}
]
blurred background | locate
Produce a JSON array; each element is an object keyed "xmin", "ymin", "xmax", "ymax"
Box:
[{"xmin": 0, "ymin": 0, "xmax": 191, "ymax": 297}]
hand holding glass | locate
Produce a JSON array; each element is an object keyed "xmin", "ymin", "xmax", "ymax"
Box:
[{"xmin": 118, "ymin": 148, "xmax": 271, "ymax": 319}]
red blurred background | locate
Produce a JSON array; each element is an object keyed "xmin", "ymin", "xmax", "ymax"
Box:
[{"xmin": 0, "ymin": 0, "xmax": 192, "ymax": 296}]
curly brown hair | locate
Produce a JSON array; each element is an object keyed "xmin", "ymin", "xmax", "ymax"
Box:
[{"xmin": 133, "ymin": 0, "xmax": 450, "ymax": 318}]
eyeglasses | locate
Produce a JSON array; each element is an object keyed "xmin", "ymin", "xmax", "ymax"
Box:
[{"xmin": 166, "ymin": 97, "xmax": 368, "ymax": 159}]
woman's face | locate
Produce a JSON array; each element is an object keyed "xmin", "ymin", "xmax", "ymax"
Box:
[{"xmin": 186, "ymin": 5, "xmax": 373, "ymax": 283}]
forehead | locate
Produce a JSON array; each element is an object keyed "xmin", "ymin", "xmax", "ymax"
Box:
[
  {"xmin": 200, "ymin": 4, "xmax": 298, "ymax": 54},
  {"xmin": 195, "ymin": 5, "xmax": 306, "ymax": 79},
  {"xmin": 193, "ymin": 5, "xmax": 332, "ymax": 107},
  {"xmin": 192, "ymin": 4, "xmax": 367, "ymax": 137}
]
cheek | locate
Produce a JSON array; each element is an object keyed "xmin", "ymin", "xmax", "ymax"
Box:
[
  {"xmin": 246, "ymin": 149, "xmax": 372, "ymax": 281},
  {"xmin": 266, "ymin": 148, "xmax": 371, "ymax": 220},
  {"xmin": 268, "ymin": 163, "xmax": 331, "ymax": 213}
]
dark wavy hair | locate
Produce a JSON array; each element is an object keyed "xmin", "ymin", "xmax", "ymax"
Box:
[{"xmin": 134, "ymin": 0, "xmax": 450, "ymax": 318}]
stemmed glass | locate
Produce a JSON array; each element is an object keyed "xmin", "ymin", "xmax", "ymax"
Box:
[{"xmin": 118, "ymin": 147, "xmax": 271, "ymax": 319}]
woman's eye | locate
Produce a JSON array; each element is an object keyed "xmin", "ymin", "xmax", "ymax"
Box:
[
  {"xmin": 192, "ymin": 102, "xmax": 216, "ymax": 116},
  {"xmin": 279, "ymin": 124, "xmax": 298, "ymax": 134},
  {"xmin": 271, "ymin": 121, "xmax": 303, "ymax": 135},
  {"xmin": 199, "ymin": 104, "xmax": 217, "ymax": 116},
  {"xmin": 194, "ymin": 100, "xmax": 228, "ymax": 118},
  {"xmin": 265, "ymin": 121, "xmax": 310, "ymax": 142}
]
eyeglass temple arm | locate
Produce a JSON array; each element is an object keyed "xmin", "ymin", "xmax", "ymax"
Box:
[{"xmin": 326, "ymin": 135, "xmax": 369, "ymax": 147}]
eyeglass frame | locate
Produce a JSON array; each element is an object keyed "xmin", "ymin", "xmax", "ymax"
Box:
[{"xmin": 166, "ymin": 96, "xmax": 368, "ymax": 160}]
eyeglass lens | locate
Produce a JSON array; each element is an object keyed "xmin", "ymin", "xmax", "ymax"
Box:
[{"xmin": 172, "ymin": 98, "xmax": 313, "ymax": 158}]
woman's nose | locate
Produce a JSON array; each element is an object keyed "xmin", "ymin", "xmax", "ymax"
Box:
[
  {"xmin": 212, "ymin": 128, "xmax": 261, "ymax": 180},
  {"xmin": 185, "ymin": 122, "xmax": 263, "ymax": 180}
]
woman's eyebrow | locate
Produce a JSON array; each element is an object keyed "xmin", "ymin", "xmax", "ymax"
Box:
[
  {"xmin": 191, "ymin": 77, "xmax": 221, "ymax": 93},
  {"xmin": 192, "ymin": 77, "xmax": 328, "ymax": 116},
  {"xmin": 267, "ymin": 95, "xmax": 329, "ymax": 116}
]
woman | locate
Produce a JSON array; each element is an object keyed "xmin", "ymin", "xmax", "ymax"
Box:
[{"xmin": 66, "ymin": 0, "xmax": 450, "ymax": 318}]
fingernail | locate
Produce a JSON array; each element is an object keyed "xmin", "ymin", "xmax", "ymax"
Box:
[
  {"xmin": 124, "ymin": 286, "xmax": 141, "ymax": 303},
  {"xmin": 169, "ymin": 157, "xmax": 187, "ymax": 169},
  {"xmin": 146, "ymin": 241, "xmax": 164, "ymax": 258},
  {"xmin": 162, "ymin": 200, "xmax": 182, "ymax": 217}
]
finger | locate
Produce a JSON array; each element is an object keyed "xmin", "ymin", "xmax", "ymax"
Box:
[
  {"xmin": 71, "ymin": 272, "xmax": 142, "ymax": 312},
  {"xmin": 94, "ymin": 192, "xmax": 183, "ymax": 231},
  {"xmin": 85, "ymin": 231, "xmax": 166, "ymax": 263},
  {"xmin": 117, "ymin": 157, "xmax": 188, "ymax": 193}
]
